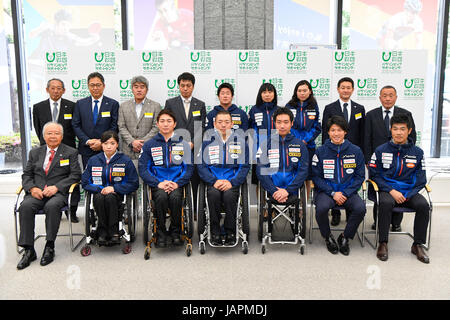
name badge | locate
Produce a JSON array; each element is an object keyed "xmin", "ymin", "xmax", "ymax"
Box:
[
  {"xmin": 144, "ymin": 113, "xmax": 153, "ymax": 118},
  {"xmin": 355, "ymin": 113, "xmax": 362, "ymax": 120},
  {"xmin": 192, "ymin": 110, "xmax": 201, "ymax": 117},
  {"xmin": 101, "ymin": 111, "xmax": 111, "ymax": 117},
  {"xmin": 64, "ymin": 114, "xmax": 72, "ymax": 120},
  {"xmin": 60, "ymin": 159, "xmax": 69, "ymax": 166}
]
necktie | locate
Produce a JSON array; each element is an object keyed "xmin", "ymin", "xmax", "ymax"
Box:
[
  {"xmin": 45, "ymin": 149, "xmax": 55, "ymax": 175},
  {"xmin": 384, "ymin": 110, "xmax": 390, "ymax": 133},
  {"xmin": 184, "ymin": 100, "xmax": 190, "ymax": 119},
  {"xmin": 93, "ymin": 100, "xmax": 99, "ymax": 125},
  {"xmin": 343, "ymin": 102, "xmax": 349, "ymax": 123},
  {"xmin": 52, "ymin": 102, "xmax": 58, "ymax": 122}
]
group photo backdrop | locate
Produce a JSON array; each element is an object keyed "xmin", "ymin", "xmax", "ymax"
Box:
[{"xmin": 44, "ymin": 49, "xmax": 428, "ymax": 145}]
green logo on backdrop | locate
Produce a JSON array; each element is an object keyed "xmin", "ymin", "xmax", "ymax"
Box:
[
  {"xmin": 190, "ymin": 52, "xmax": 200, "ymax": 62},
  {"xmin": 404, "ymin": 79, "xmax": 414, "ymax": 88},
  {"xmin": 238, "ymin": 51, "xmax": 259, "ymax": 74},
  {"xmin": 72, "ymin": 80, "xmax": 81, "ymax": 90},
  {"xmin": 286, "ymin": 52, "xmax": 296, "ymax": 62},
  {"xmin": 94, "ymin": 52, "xmax": 104, "ymax": 62},
  {"xmin": 142, "ymin": 52, "xmax": 151, "ymax": 62},
  {"xmin": 357, "ymin": 78, "xmax": 377, "ymax": 98},
  {"xmin": 46, "ymin": 53, "xmax": 56, "ymax": 63},
  {"xmin": 262, "ymin": 78, "xmax": 283, "ymax": 96},
  {"xmin": 167, "ymin": 80, "xmax": 177, "ymax": 89},
  {"xmin": 309, "ymin": 78, "xmax": 330, "ymax": 98},
  {"xmin": 382, "ymin": 51, "xmax": 392, "ymax": 62},
  {"xmin": 334, "ymin": 52, "xmax": 345, "ymax": 62},
  {"xmin": 286, "ymin": 51, "xmax": 307, "ymax": 73},
  {"xmin": 403, "ymin": 78, "xmax": 424, "ymax": 98},
  {"xmin": 167, "ymin": 79, "xmax": 179, "ymax": 98},
  {"xmin": 119, "ymin": 79, "xmax": 133, "ymax": 101},
  {"xmin": 334, "ymin": 51, "xmax": 355, "ymax": 73},
  {"xmin": 190, "ymin": 51, "xmax": 211, "ymax": 73},
  {"xmin": 357, "ymin": 79, "xmax": 367, "ymax": 88},
  {"xmin": 382, "ymin": 51, "xmax": 402, "ymax": 73},
  {"xmin": 239, "ymin": 52, "xmax": 249, "ymax": 62},
  {"xmin": 120, "ymin": 80, "xmax": 129, "ymax": 90}
]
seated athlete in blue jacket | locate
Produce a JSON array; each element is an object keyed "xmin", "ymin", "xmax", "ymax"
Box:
[
  {"xmin": 311, "ymin": 116, "xmax": 366, "ymax": 256},
  {"xmin": 138, "ymin": 109, "xmax": 193, "ymax": 247},
  {"xmin": 205, "ymin": 82, "xmax": 249, "ymax": 132},
  {"xmin": 82, "ymin": 130, "xmax": 139, "ymax": 246},
  {"xmin": 369, "ymin": 114, "xmax": 430, "ymax": 264},
  {"xmin": 197, "ymin": 110, "xmax": 250, "ymax": 245},
  {"xmin": 256, "ymin": 107, "xmax": 309, "ymax": 204}
]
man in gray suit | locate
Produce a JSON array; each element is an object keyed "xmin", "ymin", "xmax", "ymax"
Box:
[
  {"xmin": 17, "ymin": 122, "xmax": 81, "ymax": 270},
  {"xmin": 164, "ymin": 72, "xmax": 206, "ymax": 211},
  {"xmin": 118, "ymin": 75, "xmax": 161, "ymax": 163}
]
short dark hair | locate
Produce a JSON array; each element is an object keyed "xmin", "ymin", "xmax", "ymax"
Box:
[
  {"xmin": 47, "ymin": 78, "xmax": 65, "ymax": 89},
  {"xmin": 337, "ymin": 77, "xmax": 354, "ymax": 88},
  {"xmin": 157, "ymin": 108, "xmax": 177, "ymax": 123},
  {"xmin": 87, "ymin": 72, "xmax": 105, "ymax": 84},
  {"xmin": 380, "ymin": 85, "xmax": 397, "ymax": 94},
  {"xmin": 177, "ymin": 72, "xmax": 195, "ymax": 86},
  {"xmin": 327, "ymin": 115, "xmax": 349, "ymax": 132},
  {"xmin": 255, "ymin": 82, "xmax": 278, "ymax": 106},
  {"xmin": 390, "ymin": 114, "xmax": 412, "ymax": 129},
  {"xmin": 217, "ymin": 82, "xmax": 234, "ymax": 97},
  {"xmin": 215, "ymin": 110, "xmax": 232, "ymax": 121},
  {"xmin": 273, "ymin": 107, "xmax": 294, "ymax": 123},
  {"xmin": 101, "ymin": 130, "xmax": 119, "ymax": 144}
]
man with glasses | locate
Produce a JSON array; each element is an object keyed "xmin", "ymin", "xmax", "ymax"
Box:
[{"xmin": 72, "ymin": 72, "xmax": 119, "ymax": 168}]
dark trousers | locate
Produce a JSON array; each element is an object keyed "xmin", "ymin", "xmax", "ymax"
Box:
[
  {"xmin": 206, "ymin": 185, "xmax": 240, "ymax": 235},
  {"xmin": 315, "ymin": 192, "xmax": 366, "ymax": 239},
  {"xmin": 93, "ymin": 193, "xmax": 122, "ymax": 238},
  {"xmin": 373, "ymin": 203, "xmax": 403, "ymax": 226},
  {"xmin": 151, "ymin": 187, "xmax": 183, "ymax": 233},
  {"xmin": 18, "ymin": 193, "xmax": 67, "ymax": 247},
  {"xmin": 191, "ymin": 168, "xmax": 200, "ymax": 213},
  {"xmin": 378, "ymin": 192, "xmax": 429, "ymax": 244}
]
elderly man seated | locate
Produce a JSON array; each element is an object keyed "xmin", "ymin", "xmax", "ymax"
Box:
[{"xmin": 17, "ymin": 122, "xmax": 81, "ymax": 270}]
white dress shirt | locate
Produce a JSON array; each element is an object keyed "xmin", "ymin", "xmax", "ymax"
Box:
[
  {"xmin": 339, "ymin": 99, "xmax": 351, "ymax": 123},
  {"xmin": 49, "ymin": 98, "xmax": 62, "ymax": 122},
  {"xmin": 43, "ymin": 145, "xmax": 59, "ymax": 171}
]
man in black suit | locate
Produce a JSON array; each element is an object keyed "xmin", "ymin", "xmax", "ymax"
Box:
[
  {"xmin": 164, "ymin": 72, "xmax": 206, "ymax": 211},
  {"xmin": 365, "ymin": 85, "xmax": 417, "ymax": 231},
  {"xmin": 33, "ymin": 78, "xmax": 80, "ymax": 222},
  {"xmin": 322, "ymin": 77, "xmax": 366, "ymax": 226},
  {"xmin": 17, "ymin": 122, "xmax": 81, "ymax": 270}
]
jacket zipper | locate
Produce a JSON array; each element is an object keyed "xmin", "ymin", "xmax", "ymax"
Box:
[{"xmin": 337, "ymin": 146, "xmax": 342, "ymax": 184}]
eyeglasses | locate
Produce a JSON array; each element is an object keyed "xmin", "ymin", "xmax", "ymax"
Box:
[{"xmin": 89, "ymin": 83, "xmax": 103, "ymax": 88}]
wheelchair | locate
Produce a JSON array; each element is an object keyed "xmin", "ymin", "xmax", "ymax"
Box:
[
  {"xmin": 142, "ymin": 182, "xmax": 194, "ymax": 259},
  {"xmin": 14, "ymin": 183, "xmax": 85, "ymax": 254},
  {"xmin": 80, "ymin": 190, "xmax": 138, "ymax": 256},
  {"xmin": 364, "ymin": 179, "xmax": 432, "ymax": 250},
  {"xmin": 197, "ymin": 180, "xmax": 250, "ymax": 254},
  {"xmin": 308, "ymin": 181, "xmax": 366, "ymax": 246},
  {"xmin": 257, "ymin": 182, "xmax": 307, "ymax": 254}
]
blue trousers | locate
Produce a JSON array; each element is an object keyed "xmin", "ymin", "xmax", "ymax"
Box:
[{"xmin": 315, "ymin": 192, "xmax": 366, "ymax": 239}]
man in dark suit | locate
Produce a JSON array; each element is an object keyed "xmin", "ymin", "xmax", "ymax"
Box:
[
  {"xmin": 322, "ymin": 77, "xmax": 366, "ymax": 226},
  {"xmin": 72, "ymin": 72, "xmax": 119, "ymax": 168},
  {"xmin": 365, "ymin": 85, "xmax": 417, "ymax": 231},
  {"xmin": 164, "ymin": 72, "xmax": 206, "ymax": 211},
  {"xmin": 17, "ymin": 122, "xmax": 81, "ymax": 270},
  {"xmin": 33, "ymin": 78, "xmax": 80, "ymax": 222}
]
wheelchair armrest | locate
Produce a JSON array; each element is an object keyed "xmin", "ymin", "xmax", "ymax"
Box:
[
  {"xmin": 16, "ymin": 186, "xmax": 23, "ymax": 195},
  {"xmin": 425, "ymin": 184, "xmax": 432, "ymax": 193},
  {"xmin": 69, "ymin": 182, "xmax": 80, "ymax": 194},
  {"xmin": 362, "ymin": 181, "xmax": 367, "ymax": 192},
  {"xmin": 367, "ymin": 179, "xmax": 379, "ymax": 192}
]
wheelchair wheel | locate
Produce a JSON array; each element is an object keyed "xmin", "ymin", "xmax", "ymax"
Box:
[
  {"xmin": 144, "ymin": 246, "xmax": 151, "ymax": 260},
  {"xmin": 80, "ymin": 245, "xmax": 91, "ymax": 257},
  {"xmin": 184, "ymin": 184, "xmax": 194, "ymax": 240},
  {"xmin": 143, "ymin": 185, "xmax": 150, "ymax": 246},
  {"xmin": 84, "ymin": 192, "xmax": 92, "ymax": 238},
  {"xmin": 185, "ymin": 243, "xmax": 193, "ymax": 257},
  {"xmin": 199, "ymin": 241, "xmax": 206, "ymax": 255},
  {"xmin": 241, "ymin": 182, "xmax": 250, "ymax": 241},
  {"xmin": 126, "ymin": 194, "xmax": 136, "ymax": 243},
  {"xmin": 122, "ymin": 243, "xmax": 132, "ymax": 254},
  {"xmin": 242, "ymin": 241, "xmax": 248, "ymax": 254},
  {"xmin": 299, "ymin": 186, "xmax": 307, "ymax": 239},
  {"xmin": 257, "ymin": 187, "xmax": 265, "ymax": 242},
  {"xmin": 197, "ymin": 182, "xmax": 207, "ymax": 237},
  {"xmin": 261, "ymin": 244, "xmax": 266, "ymax": 254}
]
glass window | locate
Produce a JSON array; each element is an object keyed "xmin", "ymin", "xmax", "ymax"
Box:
[
  {"xmin": 274, "ymin": 0, "xmax": 335, "ymax": 49},
  {"xmin": 342, "ymin": 0, "xmax": 439, "ymax": 157},
  {"xmin": 441, "ymin": 14, "xmax": 450, "ymax": 156},
  {"xmin": 128, "ymin": 0, "xmax": 194, "ymax": 50}
]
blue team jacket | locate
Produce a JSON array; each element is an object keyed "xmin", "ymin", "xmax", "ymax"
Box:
[
  {"xmin": 81, "ymin": 152, "xmax": 139, "ymax": 195},
  {"xmin": 138, "ymin": 133, "xmax": 194, "ymax": 188},
  {"xmin": 369, "ymin": 138, "xmax": 426, "ymax": 199},
  {"xmin": 205, "ymin": 104, "xmax": 249, "ymax": 132},
  {"xmin": 248, "ymin": 102, "xmax": 279, "ymax": 150},
  {"xmin": 285, "ymin": 101, "xmax": 321, "ymax": 149},
  {"xmin": 197, "ymin": 130, "xmax": 250, "ymax": 187},
  {"xmin": 256, "ymin": 133, "xmax": 309, "ymax": 195},
  {"xmin": 311, "ymin": 139, "xmax": 365, "ymax": 198}
]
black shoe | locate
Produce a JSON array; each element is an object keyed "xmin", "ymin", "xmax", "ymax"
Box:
[
  {"xmin": 325, "ymin": 234, "xmax": 339, "ymax": 254},
  {"xmin": 391, "ymin": 224, "xmax": 402, "ymax": 232},
  {"xmin": 111, "ymin": 234, "xmax": 121, "ymax": 245},
  {"xmin": 40, "ymin": 246, "xmax": 55, "ymax": 266},
  {"xmin": 211, "ymin": 234, "xmax": 222, "ymax": 246},
  {"xmin": 98, "ymin": 235, "xmax": 108, "ymax": 246},
  {"xmin": 17, "ymin": 248, "xmax": 37, "ymax": 270},
  {"xmin": 225, "ymin": 233, "xmax": 236, "ymax": 245},
  {"xmin": 155, "ymin": 230, "xmax": 167, "ymax": 248},
  {"xmin": 331, "ymin": 212, "xmax": 341, "ymax": 226},
  {"xmin": 337, "ymin": 233, "xmax": 350, "ymax": 256}
]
